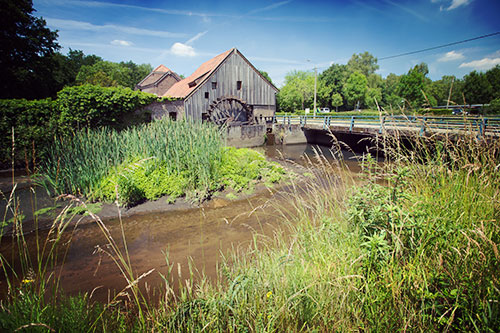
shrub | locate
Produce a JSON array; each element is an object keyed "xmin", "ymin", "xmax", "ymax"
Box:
[
  {"xmin": 0, "ymin": 98, "xmax": 57, "ymax": 167},
  {"xmin": 56, "ymin": 84, "xmax": 157, "ymax": 132}
]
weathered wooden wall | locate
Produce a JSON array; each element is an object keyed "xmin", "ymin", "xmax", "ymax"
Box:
[
  {"xmin": 141, "ymin": 74, "xmax": 179, "ymax": 96},
  {"xmin": 184, "ymin": 52, "xmax": 277, "ymax": 121}
]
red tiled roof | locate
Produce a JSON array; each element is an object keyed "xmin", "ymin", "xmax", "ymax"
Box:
[
  {"xmin": 163, "ymin": 48, "xmax": 234, "ymax": 99},
  {"xmin": 153, "ymin": 64, "xmax": 172, "ymax": 73}
]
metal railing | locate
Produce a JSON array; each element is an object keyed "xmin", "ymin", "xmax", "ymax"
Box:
[{"xmin": 270, "ymin": 114, "xmax": 500, "ymax": 136}]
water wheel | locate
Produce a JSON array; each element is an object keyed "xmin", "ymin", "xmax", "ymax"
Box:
[{"xmin": 206, "ymin": 96, "xmax": 253, "ymax": 126}]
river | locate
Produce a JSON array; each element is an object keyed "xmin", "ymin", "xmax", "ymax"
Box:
[{"xmin": 0, "ymin": 144, "xmax": 374, "ymax": 303}]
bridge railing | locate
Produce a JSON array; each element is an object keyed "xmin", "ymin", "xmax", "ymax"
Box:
[{"xmin": 273, "ymin": 115, "xmax": 500, "ymax": 136}]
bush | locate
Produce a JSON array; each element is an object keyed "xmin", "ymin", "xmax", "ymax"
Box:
[
  {"xmin": 56, "ymin": 84, "xmax": 157, "ymax": 132},
  {"xmin": 0, "ymin": 85, "xmax": 158, "ymax": 166},
  {"xmin": 0, "ymin": 98, "xmax": 57, "ymax": 167},
  {"xmin": 485, "ymin": 97, "xmax": 500, "ymax": 114}
]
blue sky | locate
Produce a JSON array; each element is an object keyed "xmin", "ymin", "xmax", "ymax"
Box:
[{"xmin": 34, "ymin": 0, "xmax": 500, "ymax": 86}]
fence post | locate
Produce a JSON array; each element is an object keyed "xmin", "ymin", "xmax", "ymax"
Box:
[
  {"xmin": 420, "ymin": 117, "xmax": 427, "ymax": 136},
  {"xmin": 478, "ymin": 118, "xmax": 487, "ymax": 138},
  {"xmin": 349, "ymin": 116, "xmax": 355, "ymax": 132},
  {"xmin": 379, "ymin": 116, "xmax": 385, "ymax": 134}
]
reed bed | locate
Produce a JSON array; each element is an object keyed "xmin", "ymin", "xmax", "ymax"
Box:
[{"xmin": 42, "ymin": 118, "xmax": 224, "ymax": 200}]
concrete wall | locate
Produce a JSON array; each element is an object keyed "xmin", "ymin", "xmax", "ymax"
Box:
[
  {"xmin": 272, "ymin": 124, "xmax": 307, "ymax": 145},
  {"xmin": 226, "ymin": 124, "xmax": 267, "ymax": 148}
]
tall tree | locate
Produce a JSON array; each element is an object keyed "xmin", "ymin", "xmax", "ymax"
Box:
[
  {"xmin": 343, "ymin": 72, "xmax": 368, "ymax": 109},
  {"xmin": 463, "ymin": 71, "xmax": 493, "ymax": 104},
  {"xmin": 0, "ymin": 0, "xmax": 60, "ymax": 99},
  {"xmin": 347, "ymin": 52, "xmax": 379, "ymax": 77},
  {"xmin": 398, "ymin": 65, "xmax": 427, "ymax": 108}
]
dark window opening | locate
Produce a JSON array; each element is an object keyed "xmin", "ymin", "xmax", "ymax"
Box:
[
  {"xmin": 205, "ymin": 92, "xmax": 209, "ymax": 99},
  {"xmin": 237, "ymin": 81, "xmax": 242, "ymax": 90},
  {"xmin": 212, "ymin": 82, "xmax": 217, "ymax": 89}
]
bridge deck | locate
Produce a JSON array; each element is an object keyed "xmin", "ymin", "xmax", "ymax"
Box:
[{"xmin": 271, "ymin": 115, "xmax": 500, "ymax": 138}]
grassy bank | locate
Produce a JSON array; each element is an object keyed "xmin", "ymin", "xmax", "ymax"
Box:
[
  {"xmin": 151, "ymin": 133, "xmax": 500, "ymax": 331},
  {"xmin": 40, "ymin": 118, "xmax": 285, "ymax": 206},
  {"xmin": 2, "ymin": 130, "xmax": 499, "ymax": 331}
]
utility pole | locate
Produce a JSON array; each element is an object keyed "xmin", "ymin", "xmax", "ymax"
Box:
[
  {"xmin": 307, "ymin": 59, "xmax": 318, "ymax": 118},
  {"xmin": 313, "ymin": 66, "xmax": 317, "ymax": 118},
  {"xmin": 446, "ymin": 77, "xmax": 454, "ymax": 109}
]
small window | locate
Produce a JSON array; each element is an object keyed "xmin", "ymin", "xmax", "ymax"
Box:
[
  {"xmin": 237, "ymin": 81, "xmax": 242, "ymax": 90},
  {"xmin": 205, "ymin": 92, "xmax": 209, "ymax": 99},
  {"xmin": 212, "ymin": 82, "xmax": 217, "ymax": 89}
]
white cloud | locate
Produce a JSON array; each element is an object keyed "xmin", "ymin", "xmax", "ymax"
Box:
[
  {"xmin": 46, "ymin": 18, "xmax": 187, "ymax": 38},
  {"xmin": 459, "ymin": 57, "xmax": 500, "ymax": 70},
  {"xmin": 446, "ymin": 0, "xmax": 471, "ymax": 11},
  {"xmin": 111, "ymin": 39, "xmax": 133, "ymax": 46},
  {"xmin": 170, "ymin": 42, "xmax": 196, "ymax": 57},
  {"xmin": 438, "ymin": 50, "xmax": 465, "ymax": 62}
]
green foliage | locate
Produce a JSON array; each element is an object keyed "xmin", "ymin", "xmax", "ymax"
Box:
[
  {"xmin": 259, "ymin": 70, "xmax": 274, "ymax": 85},
  {"xmin": 41, "ymin": 119, "xmax": 285, "ymax": 206},
  {"xmin": 0, "ymin": 98, "xmax": 57, "ymax": 166},
  {"xmin": 0, "ymin": 0, "xmax": 60, "ymax": 99},
  {"xmin": 56, "ymin": 84, "xmax": 157, "ymax": 132},
  {"xmin": 364, "ymin": 87, "xmax": 382, "ymax": 110},
  {"xmin": 485, "ymin": 97, "xmax": 500, "ymax": 114},
  {"xmin": 398, "ymin": 65, "xmax": 427, "ymax": 109},
  {"xmin": 343, "ymin": 72, "xmax": 368, "ymax": 109},
  {"xmin": 331, "ymin": 92, "xmax": 343, "ymax": 111},
  {"xmin": 347, "ymin": 51, "xmax": 379, "ymax": 77},
  {"xmin": 218, "ymin": 147, "xmax": 285, "ymax": 191},
  {"xmin": 76, "ymin": 60, "xmax": 152, "ymax": 89},
  {"xmin": 463, "ymin": 70, "xmax": 494, "ymax": 104},
  {"xmin": 0, "ymin": 85, "xmax": 157, "ymax": 166}
]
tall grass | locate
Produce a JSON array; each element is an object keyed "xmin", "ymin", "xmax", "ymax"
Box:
[
  {"xmin": 150, "ymin": 131, "xmax": 500, "ymax": 331},
  {"xmin": 41, "ymin": 118, "xmax": 224, "ymax": 201}
]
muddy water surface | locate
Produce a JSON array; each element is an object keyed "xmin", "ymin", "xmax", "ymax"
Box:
[{"xmin": 0, "ymin": 144, "xmax": 374, "ymax": 302}]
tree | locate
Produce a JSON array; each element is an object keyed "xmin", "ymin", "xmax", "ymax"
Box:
[
  {"xmin": 485, "ymin": 65, "xmax": 500, "ymax": 100},
  {"xmin": 0, "ymin": 0, "xmax": 60, "ymax": 99},
  {"xmin": 398, "ymin": 65, "xmax": 427, "ymax": 109},
  {"xmin": 277, "ymin": 71, "xmax": 315, "ymax": 112},
  {"xmin": 259, "ymin": 70, "xmax": 274, "ymax": 85},
  {"xmin": 331, "ymin": 92, "xmax": 343, "ymax": 112},
  {"xmin": 347, "ymin": 52, "xmax": 379, "ymax": 77},
  {"xmin": 382, "ymin": 73, "xmax": 402, "ymax": 109},
  {"xmin": 75, "ymin": 60, "xmax": 151, "ymax": 89},
  {"xmin": 342, "ymin": 72, "xmax": 368, "ymax": 109},
  {"xmin": 365, "ymin": 87, "xmax": 382, "ymax": 110},
  {"xmin": 463, "ymin": 71, "xmax": 493, "ymax": 104}
]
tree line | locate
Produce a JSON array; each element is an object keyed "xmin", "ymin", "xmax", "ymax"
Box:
[
  {"xmin": 277, "ymin": 51, "xmax": 500, "ymax": 113},
  {"xmin": 0, "ymin": 0, "xmax": 152, "ymax": 100}
]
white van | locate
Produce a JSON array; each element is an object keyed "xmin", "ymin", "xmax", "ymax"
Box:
[{"xmin": 319, "ymin": 107, "xmax": 330, "ymax": 113}]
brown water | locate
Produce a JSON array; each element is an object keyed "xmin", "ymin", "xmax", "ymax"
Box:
[{"xmin": 0, "ymin": 144, "xmax": 375, "ymax": 302}]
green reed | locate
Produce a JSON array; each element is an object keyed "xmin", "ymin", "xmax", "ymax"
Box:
[{"xmin": 41, "ymin": 118, "xmax": 224, "ymax": 201}]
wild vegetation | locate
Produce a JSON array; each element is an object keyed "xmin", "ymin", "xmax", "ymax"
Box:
[
  {"xmin": 0, "ymin": 85, "xmax": 158, "ymax": 167},
  {"xmin": 2, "ymin": 127, "xmax": 499, "ymax": 331},
  {"xmin": 41, "ymin": 118, "xmax": 285, "ymax": 206}
]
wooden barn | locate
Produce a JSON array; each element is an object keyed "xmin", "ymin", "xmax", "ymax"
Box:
[
  {"xmin": 135, "ymin": 64, "xmax": 182, "ymax": 96},
  {"xmin": 148, "ymin": 48, "xmax": 278, "ymax": 125}
]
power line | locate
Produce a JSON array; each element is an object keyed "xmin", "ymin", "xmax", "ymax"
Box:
[{"xmin": 379, "ymin": 32, "xmax": 500, "ymax": 61}]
